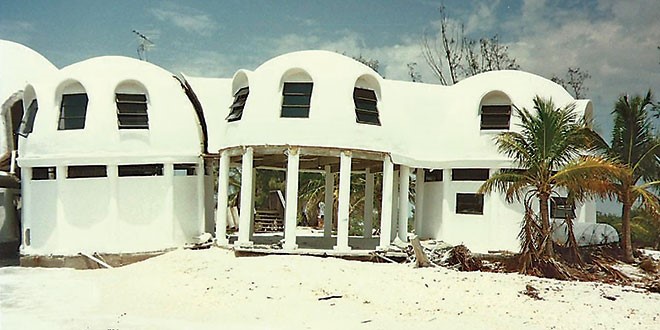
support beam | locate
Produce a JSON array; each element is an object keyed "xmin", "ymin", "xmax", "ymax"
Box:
[
  {"xmin": 323, "ymin": 165, "xmax": 333, "ymax": 238},
  {"xmin": 334, "ymin": 151, "xmax": 352, "ymax": 251},
  {"xmin": 414, "ymin": 168, "xmax": 425, "ymax": 237},
  {"xmin": 215, "ymin": 151, "xmax": 230, "ymax": 246},
  {"xmin": 398, "ymin": 165, "xmax": 410, "ymax": 242},
  {"xmin": 283, "ymin": 147, "xmax": 300, "ymax": 250},
  {"xmin": 363, "ymin": 168, "xmax": 374, "ymax": 238},
  {"xmin": 237, "ymin": 147, "xmax": 254, "ymax": 246},
  {"xmin": 378, "ymin": 157, "xmax": 394, "ymax": 250}
]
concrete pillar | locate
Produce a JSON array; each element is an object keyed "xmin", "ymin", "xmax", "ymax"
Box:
[
  {"xmin": 334, "ymin": 151, "xmax": 352, "ymax": 251},
  {"xmin": 283, "ymin": 147, "xmax": 299, "ymax": 250},
  {"xmin": 164, "ymin": 162, "xmax": 175, "ymax": 242},
  {"xmin": 363, "ymin": 168, "xmax": 374, "ymax": 238},
  {"xmin": 237, "ymin": 147, "xmax": 253, "ymax": 246},
  {"xmin": 249, "ymin": 168, "xmax": 257, "ymax": 241},
  {"xmin": 390, "ymin": 170, "xmax": 399, "ymax": 241},
  {"xmin": 215, "ymin": 151, "xmax": 230, "ymax": 246},
  {"xmin": 378, "ymin": 157, "xmax": 394, "ymax": 250},
  {"xmin": 323, "ymin": 165, "xmax": 333, "ymax": 238},
  {"xmin": 414, "ymin": 168, "xmax": 425, "ymax": 237},
  {"xmin": 197, "ymin": 159, "xmax": 206, "ymax": 234},
  {"xmin": 398, "ymin": 165, "xmax": 410, "ymax": 242}
]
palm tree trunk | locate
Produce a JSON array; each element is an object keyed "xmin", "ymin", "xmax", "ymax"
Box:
[
  {"xmin": 621, "ymin": 201, "xmax": 634, "ymax": 262},
  {"xmin": 539, "ymin": 193, "xmax": 554, "ymax": 258}
]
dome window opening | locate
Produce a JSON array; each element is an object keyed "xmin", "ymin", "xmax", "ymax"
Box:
[
  {"xmin": 353, "ymin": 87, "xmax": 380, "ymax": 125},
  {"xmin": 18, "ymin": 99, "xmax": 38, "ymax": 137},
  {"xmin": 480, "ymin": 105, "xmax": 511, "ymax": 130},
  {"xmin": 116, "ymin": 93, "xmax": 149, "ymax": 129},
  {"xmin": 226, "ymin": 87, "xmax": 249, "ymax": 122},
  {"xmin": 58, "ymin": 93, "xmax": 89, "ymax": 130},
  {"xmin": 281, "ymin": 82, "xmax": 313, "ymax": 118}
]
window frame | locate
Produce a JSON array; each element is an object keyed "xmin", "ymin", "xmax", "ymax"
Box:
[
  {"xmin": 18, "ymin": 99, "xmax": 39, "ymax": 137},
  {"xmin": 32, "ymin": 167, "xmax": 56, "ymax": 180},
  {"xmin": 452, "ymin": 169, "xmax": 489, "ymax": 181},
  {"xmin": 226, "ymin": 87, "xmax": 249, "ymax": 122},
  {"xmin": 281, "ymin": 82, "xmax": 313, "ymax": 118},
  {"xmin": 116, "ymin": 93, "xmax": 149, "ymax": 129},
  {"xmin": 118, "ymin": 164, "xmax": 164, "ymax": 177},
  {"xmin": 550, "ymin": 196, "xmax": 576, "ymax": 219},
  {"xmin": 174, "ymin": 163, "xmax": 197, "ymax": 176},
  {"xmin": 455, "ymin": 193, "xmax": 484, "ymax": 215},
  {"xmin": 58, "ymin": 93, "xmax": 89, "ymax": 130},
  {"xmin": 67, "ymin": 165, "xmax": 107, "ymax": 179},
  {"xmin": 353, "ymin": 87, "xmax": 381, "ymax": 125},
  {"xmin": 423, "ymin": 169, "xmax": 443, "ymax": 182},
  {"xmin": 480, "ymin": 104, "xmax": 512, "ymax": 130}
]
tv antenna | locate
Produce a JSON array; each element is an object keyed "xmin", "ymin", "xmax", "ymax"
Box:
[{"xmin": 132, "ymin": 30, "xmax": 154, "ymax": 62}]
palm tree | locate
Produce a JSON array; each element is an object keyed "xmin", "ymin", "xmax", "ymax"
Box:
[
  {"xmin": 479, "ymin": 96, "xmax": 619, "ymax": 268},
  {"xmin": 595, "ymin": 91, "xmax": 660, "ymax": 262}
]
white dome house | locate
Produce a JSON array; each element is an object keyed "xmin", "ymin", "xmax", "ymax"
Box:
[{"xmin": 14, "ymin": 55, "xmax": 208, "ymax": 266}]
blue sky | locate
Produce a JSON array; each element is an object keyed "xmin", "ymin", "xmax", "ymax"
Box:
[{"xmin": 1, "ymin": 0, "xmax": 659, "ymax": 213}]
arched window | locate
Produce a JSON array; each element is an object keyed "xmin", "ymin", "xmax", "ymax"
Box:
[
  {"xmin": 479, "ymin": 91, "xmax": 512, "ymax": 130},
  {"xmin": 227, "ymin": 71, "xmax": 249, "ymax": 122},
  {"xmin": 280, "ymin": 69, "xmax": 313, "ymax": 118},
  {"xmin": 354, "ymin": 75, "xmax": 381, "ymax": 125},
  {"xmin": 115, "ymin": 81, "xmax": 149, "ymax": 129},
  {"xmin": 58, "ymin": 81, "xmax": 89, "ymax": 130}
]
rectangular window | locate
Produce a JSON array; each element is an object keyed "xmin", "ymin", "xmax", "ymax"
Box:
[
  {"xmin": 226, "ymin": 87, "xmax": 248, "ymax": 122},
  {"xmin": 118, "ymin": 164, "xmax": 163, "ymax": 177},
  {"xmin": 174, "ymin": 164, "xmax": 197, "ymax": 176},
  {"xmin": 58, "ymin": 93, "xmax": 89, "ymax": 130},
  {"xmin": 67, "ymin": 165, "xmax": 107, "ymax": 179},
  {"xmin": 551, "ymin": 197, "xmax": 575, "ymax": 219},
  {"xmin": 456, "ymin": 193, "xmax": 484, "ymax": 215},
  {"xmin": 281, "ymin": 82, "xmax": 313, "ymax": 118},
  {"xmin": 480, "ymin": 105, "xmax": 511, "ymax": 130},
  {"xmin": 424, "ymin": 169, "xmax": 443, "ymax": 182},
  {"xmin": 32, "ymin": 167, "xmax": 56, "ymax": 180},
  {"xmin": 116, "ymin": 93, "xmax": 149, "ymax": 129},
  {"xmin": 18, "ymin": 99, "xmax": 38, "ymax": 137},
  {"xmin": 353, "ymin": 87, "xmax": 380, "ymax": 125},
  {"xmin": 452, "ymin": 169, "xmax": 489, "ymax": 181}
]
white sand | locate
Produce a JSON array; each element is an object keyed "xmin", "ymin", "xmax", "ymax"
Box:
[{"xmin": 1, "ymin": 247, "xmax": 658, "ymax": 330}]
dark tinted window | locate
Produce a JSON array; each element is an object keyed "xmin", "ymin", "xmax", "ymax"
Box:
[
  {"xmin": 32, "ymin": 167, "xmax": 56, "ymax": 180},
  {"xmin": 67, "ymin": 165, "xmax": 107, "ymax": 178},
  {"xmin": 118, "ymin": 164, "xmax": 163, "ymax": 177},
  {"xmin": 551, "ymin": 197, "xmax": 575, "ymax": 219},
  {"xmin": 456, "ymin": 193, "xmax": 484, "ymax": 215},
  {"xmin": 227, "ymin": 87, "xmax": 249, "ymax": 122},
  {"xmin": 354, "ymin": 87, "xmax": 380, "ymax": 125},
  {"xmin": 481, "ymin": 105, "xmax": 511, "ymax": 130},
  {"xmin": 281, "ymin": 82, "xmax": 313, "ymax": 118},
  {"xmin": 424, "ymin": 169, "xmax": 443, "ymax": 182},
  {"xmin": 117, "ymin": 93, "xmax": 148, "ymax": 129},
  {"xmin": 58, "ymin": 93, "xmax": 89, "ymax": 130},
  {"xmin": 452, "ymin": 169, "xmax": 489, "ymax": 181}
]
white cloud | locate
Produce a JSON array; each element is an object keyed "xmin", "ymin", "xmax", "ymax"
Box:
[{"xmin": 150, "ymin": 3, "xmax": 217, "ymax": 36}]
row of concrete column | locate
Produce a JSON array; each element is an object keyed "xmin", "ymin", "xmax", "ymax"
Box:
[{"xmin": 215, "ymin": 147, "xmax": 419, "ymax": 251}]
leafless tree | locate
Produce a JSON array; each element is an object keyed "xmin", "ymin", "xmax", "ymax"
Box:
[
  {"xmin": 407, "ymin": 62, "xmax": 422, "ymax": 82},
  {"xmin": 421, "ymin": 6, "xmax": 519, "ymax": 85},
  {"xmin": 551, "ymin": 67, "xmax": 591, "ymax": 99}
]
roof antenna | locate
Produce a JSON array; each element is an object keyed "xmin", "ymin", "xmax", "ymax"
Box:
[{"xmin": 132, "ymin": 30, "xmax": 154, "ymax": 62}]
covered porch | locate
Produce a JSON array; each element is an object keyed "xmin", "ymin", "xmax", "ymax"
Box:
[{"xmin": 213, "ymin": 145, "xmax": 426, "ymax": 252}]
